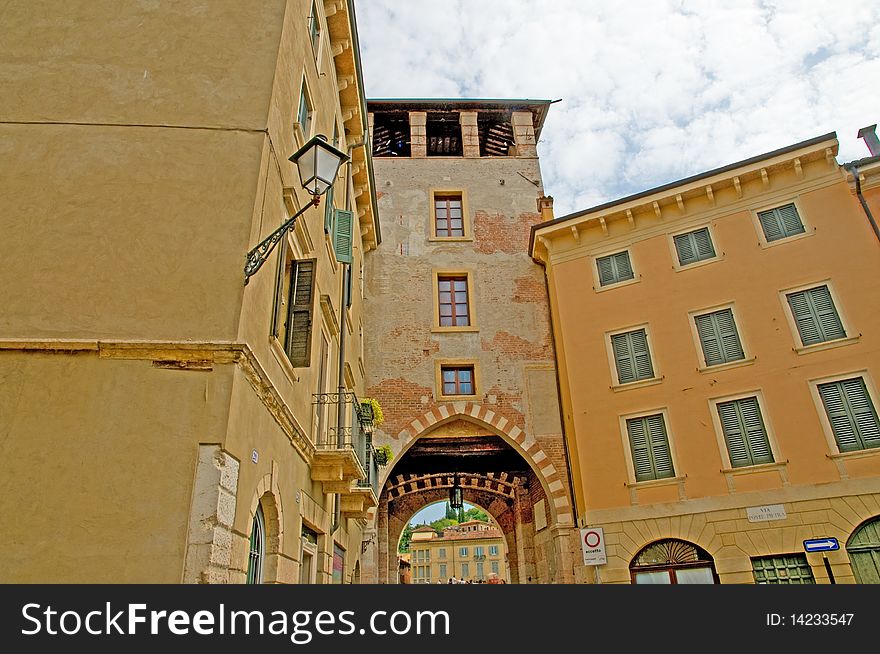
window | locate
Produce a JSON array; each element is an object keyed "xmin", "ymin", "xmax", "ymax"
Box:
[
  {"xmin": 438, "ymin": 276, "xmax": 470, "ymax": 326},
  {"xmin": 314, "ymin": 334, "xmax": 330, "ymax": 444},
  {"xmin": 489, "ymin": 545, "xmax": 498, "ymax": 556},
  {"xmin": 630, "ymin": 540, "xmax": 717, "ymax": 584},
  {"xmin": 246, "ymin": 505, "xmax": 265, "ymax": 584},
  {"xmin": 332, "ymin": 544, "xmax": 344, "ymax": 584},
  {"xmin": 626, "ymin": 414, "xmax": 675, "ymax": 482},
  {"xmin": 757, "ymin": 202, "xmax": 805, "ymax": 242},
  {"xmin": 434, "ymin": 194, "xmax": 464, "ymax": 237},
  {"xmin": 694, "ymin": 308, "xmax": 745, "ymax": 367},
  {"xmin": 438, "ymin": 548, "xmax": 446, "ymax": 559},
  {"xmin": 596, "ymin": 251, "xmax": 634, "ymax": 287},
  {"xmin": 817, "ymin": 377, "xmax": 880, "ymax": 452},
  {"xmin": 611, "ymin": 328, "xmax": 654, "ymax": 384},
  {"xmin": 307, "ymin": 1, "xmax": 321, "ymax": 54},
  {"xmin": 673, "ymin": 227, "xmax": 716, "ymax": 266},
  {"xmin": 300, "ymin": 526, "xmax": 318, "ymax": 584},
  {"xmin": 847, "ymin": 517, "xmax": 880, "ymax": 584},
  {"xmin": 786, "ymin": 285, "xmax": 846, "ymax": 346},
  {"xmin": 459, "ymin": 547, "xmax": 468, "ymax": 557},
  {"xmin": 752, "ymin": 555, "xmax": 814, "ymax": 584},
  {"xmin": 461, "ymin": 563, "xmax": 469, "ymax": 578},
  {"xmin": 476, "ymin": 562, "xmax": 485, "ymax": 579},
  {"xmin": 490, "ymin": 561, "xmax": 499, "ymax": 575},
  {"xmin": 283, "ymin": 259, "xmax": 316, "ymax": 367},
  {"xmin": 296, "ymin": 82, "xmax": 313, "ymax": 139},
  {"xmin": 474, "ymin": 546, "xmax": 485, "ymax": 558},
  {"xmin": 439, "ymin": 564, "xmax": 447, "ymax": 579},
  {"xmin": 441, "ymin": 365, "xmax": 474, "ymax": 396},
  {"xmin": 716, "ymin": 396, "xmax": 774, "ymax": 467}
]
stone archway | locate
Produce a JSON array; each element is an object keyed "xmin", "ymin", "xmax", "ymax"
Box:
[{"xmin": 362, "ymin": 405, "xmax": 579, "ymax": 584}]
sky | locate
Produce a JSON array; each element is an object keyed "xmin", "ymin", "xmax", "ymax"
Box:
[
  {"xmin": 356, "ymin": 0, "xmax": 880, "ymax": 216},
  {"xmin": 409, "ymin": 501, "xmax": 478, "ymax": 526}
]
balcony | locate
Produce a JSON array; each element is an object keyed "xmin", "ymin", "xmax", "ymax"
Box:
[{"xmin": 310, "ymin": 391, "xmax": 368, "ymax": 495}]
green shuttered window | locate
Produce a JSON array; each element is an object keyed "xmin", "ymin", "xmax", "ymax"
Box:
[
  {"xmin": 674, "ymin": 227, "xmax": 716, "ymax": 266},
  {"xmin": 786, "ymin": 285, "xmax": 845, "ymax": 346},
  {"xmin": 752, "ymin": 555, "xmax": 814, "ymax": 584},
  {"xmin": 694, "ymin": 308, "xmax": 745, "ymax": 367},
  {"xmin": 757, "ymin": 203, "xmax": 805, "ymax": 242},
  {"xmin": 716, "ymin": 397, "xmax": 774, "ymax": 467},
  {"xmin": 333, "ymin": 209, "xmax": 353, "ymax": 264},
  {"xmin": 818, "ymin": 377, "xmax": 880, "ymax": 452},
  {"xmin": 626, "ymin": 414, "xmax": 675, "ymax": 481},
  {"xmin": 285, "ymin": 259, "xmax": 316, "ymax": 367},
  {"xmin": 596, "ymin": 251, "xmax": 634, "ymax": 287},
  {"xmin": 611, "ymin": 329, "xmax": 654, "ymax": 384}
]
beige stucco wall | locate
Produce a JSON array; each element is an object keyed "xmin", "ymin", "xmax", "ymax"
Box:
[{"xmin": 538, "ymin": 141, "xmax": 880, "ymax": 583}]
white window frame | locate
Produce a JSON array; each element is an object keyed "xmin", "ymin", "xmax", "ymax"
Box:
[
  {"xmin": 618, "ymin": 407, "xmax": 683, "ymax": 486},
  {"xmin": 604, "ymin": 322, "xmax": 662, "ymax": 390},
  {"xmin": 687, "ymin": 301, "xmax": 755, "ymax": 372},
  {"xmin": 778, "ymin": 279, "xmax": 858, "ymax": 355},
  {"xmin": 667, "ymin": 223, "xmax": 722, "ymax": 272},
  {"xmin": 751, "ymin": 197, "xmax": 814, "ymax": 249},
  {"xmin": 591, "ymin": 248, "xmax": 640, "ymax": 292},
  {"xmin": 808, "ymin": 370, "xmax": 880, "ymax": 458},
  {"xmin": 707, "ymin": 390, "xmax": 783, "ymax": 471}
]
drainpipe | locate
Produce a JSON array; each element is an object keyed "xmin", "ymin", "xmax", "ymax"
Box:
[{"xmin": 846, "ymin": 162, "xmax": 880, "ymax": 243}]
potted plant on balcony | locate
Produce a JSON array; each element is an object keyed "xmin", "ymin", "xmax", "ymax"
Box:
[
  {"xmin": 373, "ymin": 444, "xmax": 394, "ymax": 467},
  {"xmin": 359, "ymin": 397, "xmax": 384, "ymax": 427}
]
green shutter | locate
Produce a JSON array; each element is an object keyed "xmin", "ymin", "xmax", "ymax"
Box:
[
  {"xmin": 611, "ymin": 328, "xmax": 654, "ymax": 384},
  {"xmin": 717, "ymin": 397, "xmax": 773, "ymax": 467},
  {"xmin": 787, "ymin": 286, "xmax": 845, "ymax": 345},
  {"xmin": 627, "ymin": 414, "xmax": 674, "ymax": 481},
  {"xmin": 695, "ymin": 308, "xmax": 744, "ymax": 366},
  {"xmin": 285, "ymin": 259, "xmax": 316, "ymax": 367},
  {"xmin": 758, "ymin": 203, "xmax": 805, "ymax": 242},
  {"xmin": 818, "ymin": 378, "xmax": 880, "ymax": 452},
  {"xmin": 674, "ymin": 228, "xmax": 715, "ymax": 266},
  {"xmin": 597, "ymin": 251, "xmax": 634, "ymax": 286},
  {"xmin": 333, "ymin": 209, "xmax": 353, "ymax": 264}
]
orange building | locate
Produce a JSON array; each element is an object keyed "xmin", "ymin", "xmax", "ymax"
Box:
[{"xmin": 531, "ymin": 128, "xmax": 880, "ymax": 584}]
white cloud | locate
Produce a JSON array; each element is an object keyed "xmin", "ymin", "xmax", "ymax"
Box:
[{"xmin": 356, "ymin": 0, "xmax": 880, "ymax": 216}]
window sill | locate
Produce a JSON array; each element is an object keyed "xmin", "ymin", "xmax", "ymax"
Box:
[
  {"xmin": 698, "ymin": 356, "xmax": 756, "ymax": 374},
  {"xmin": 758, "ymin": 228, "xmax": 815, "ymax": 249},
  {"xmin": 794, "ymin": 335, "xmax": 860, "ymax": 355},
  {"xmin": 611, "ymin": 376, "xmax": 663, "ymax": 392},
  {"xmin": 594, "ymin": 276, "xmax": 640, "ymax": 293},
  {"xmin": 269, "ymin": 337, "xmax": 298, "ymax": 384},
  {"xmin": 428, "ymin": 236, "xmax": 473, "ymax": 243},
  {"xmin": 432, "ymin": 326, "xmax": 480, "ymax": 334},
  {"xmin": 720, "ymin": 461, "xmax": 787, "ymax": 476},
  {"xmin": 826, "ymin": 447, "xmax": 880, "ymax": 461},
  {"xmin": 437, "ymin": 393, "xmax": 480, "ymax": 402},
  {"xmin": 673, "ymin": 255, "xmax": 723, "ymax": 273},
  {"xmin": 625, "ymin": 475, "xmax": 686, "ymax": 489}
]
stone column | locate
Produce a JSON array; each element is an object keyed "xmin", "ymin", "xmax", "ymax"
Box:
[
  {"xmin": 511, "ymin": 110, "xmax": 537, "ymax": 157},
  {"xmin": 459, "ymin": 111, "xmax": 480, "ymax": 158},
  {"xmin": 512, "ymin": 480, "xmax": 536, "ymax": 583},
  {"xmin": 550, "ymin": 525, "xmax": 577, "ymax": 583},
  {"xmin": 409, "ymin": 111, "xmax": 427, "ymax": 158},
  {"xmin": 377, "ymin": 495, "xmax": 389, "ymax": 583}
]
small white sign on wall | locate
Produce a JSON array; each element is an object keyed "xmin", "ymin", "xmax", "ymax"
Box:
[
  {"xmin": 746, "ymin": 504, "xmax": 787, "ymax": 523},
  {"xmin": 534, "ymin": 499, "xmax": 547, "ymax": 531}
]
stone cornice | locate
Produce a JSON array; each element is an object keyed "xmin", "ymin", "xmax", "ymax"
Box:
[
  {"xmin": 0, "ymin": 339, "xmax": 315, "ymax": 462},
  {"xmin": 532, "ymin": 136, "xmax": 839, "ymax": 264}
]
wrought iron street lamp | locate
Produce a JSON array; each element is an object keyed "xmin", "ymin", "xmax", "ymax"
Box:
[{"xmin": 244, "ymin": 135, "xmax": 349, "ymax": 284}]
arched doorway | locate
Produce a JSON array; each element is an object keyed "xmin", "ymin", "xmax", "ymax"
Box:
[
  {"xmin": 630, "ymin": 539, "xmax": 718, "ymax": 584},
  {"xmin": 364, "ymin": 411, "xmax": 579, "ymax": 584},
  {"xmin": 847, "ymin": 516, "xmax": 880, "ymax": 583}
]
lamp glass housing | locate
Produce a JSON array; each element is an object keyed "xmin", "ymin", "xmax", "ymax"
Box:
[
  {"xmin": 289, "ymin": 134, "xmax": 349, "ymax": 196},
  {"xmin": 449, "ymin": 483, "xmax": 463, "ymax": 510}
]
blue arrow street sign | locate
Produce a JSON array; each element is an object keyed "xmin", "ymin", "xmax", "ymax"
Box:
[{"xmin": 803, "ymin": 537, "xmax": 840, "ymax": 553}]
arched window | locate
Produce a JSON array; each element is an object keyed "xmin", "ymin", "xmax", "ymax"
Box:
[
  {"xmin": 847, "ymin": 516, "xmax": 880, "ymax": 584},
  {"xmin": 246, "ymin": 505, "xmax": 265, "ymax": 584},
  {"xmin": 630, "ymin": 539, "xmax": 718, "ymax": 584}
]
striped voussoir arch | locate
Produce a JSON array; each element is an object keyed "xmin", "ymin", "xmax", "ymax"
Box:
[{"xmin": 395, "ymin": 401, "xmax": 574, "ymax": 526}]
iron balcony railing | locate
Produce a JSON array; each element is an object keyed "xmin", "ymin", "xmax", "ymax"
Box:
[
  {"xmin": 357, "ymin": 432, "xmax": 381, "ymax": 497},
  {"xmin": 312, "ymin": 390, "xmax": 378, "ymax": 490}
]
